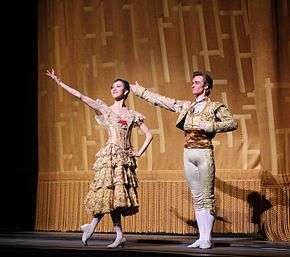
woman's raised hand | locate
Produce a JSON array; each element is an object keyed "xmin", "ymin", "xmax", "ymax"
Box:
[
  {"xmin": 46, "ymin": 68, "xmax": 62, "ymax": 85},
  {"xmin": 129, "ymin": 81, "xmax": 140, "ymax": 93}
]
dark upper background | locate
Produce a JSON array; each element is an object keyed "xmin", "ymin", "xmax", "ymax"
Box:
[{"xmin": 0, "ymin": 1, "xmax": 37, "ymax": 231}]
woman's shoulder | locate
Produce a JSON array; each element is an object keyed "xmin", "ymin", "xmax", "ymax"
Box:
[{"xmin": 128, "ymin": 109, "xmax": 146, "ymax": 123}]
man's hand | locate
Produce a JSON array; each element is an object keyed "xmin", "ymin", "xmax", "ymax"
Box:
[{"xmin": 130, "ymin": 81, "xmax": 140, "ymax": 94}]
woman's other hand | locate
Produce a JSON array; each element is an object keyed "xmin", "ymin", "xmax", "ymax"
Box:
[{"xmin": 128, "ymin": 148, "xmax": 141, "ymax": 158}]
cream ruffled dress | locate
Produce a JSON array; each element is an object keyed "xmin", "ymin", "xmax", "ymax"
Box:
[{"xmin": 84, "ymin": 103, "xmax": 145, "ymax": 217}]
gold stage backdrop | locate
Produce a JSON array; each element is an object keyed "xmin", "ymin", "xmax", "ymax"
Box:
[{"xmin": 37, "ymin": 0, "xmax": 290, "ymax": 241}]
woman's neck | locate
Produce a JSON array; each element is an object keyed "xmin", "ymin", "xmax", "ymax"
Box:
[{"xmin": 111, "ymin": 99, "xmax": 127, "ymax": 110}]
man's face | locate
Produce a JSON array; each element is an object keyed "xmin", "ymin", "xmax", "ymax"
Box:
[{"xmin": 191, "ymin": 75, "xmax": 206, "ymax": 97}]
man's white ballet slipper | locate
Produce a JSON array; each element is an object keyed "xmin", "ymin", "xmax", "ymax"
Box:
[
  {"xmin": 187, "ymin": 239, "xmax": 201, "ymax": 248},
  {"xmin": 199, "ymin": 240, "xmax": 212, "ymax": 249}
]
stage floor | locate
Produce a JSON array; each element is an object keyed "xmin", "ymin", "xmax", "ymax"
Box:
[{"xmin": 0, "ymin": 232, "xmax": 289, "ymax": 257}]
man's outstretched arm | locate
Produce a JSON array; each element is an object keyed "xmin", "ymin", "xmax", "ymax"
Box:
[{"xmin": 131, "ymin": 81, "xmax": 189, "ymax": 113}]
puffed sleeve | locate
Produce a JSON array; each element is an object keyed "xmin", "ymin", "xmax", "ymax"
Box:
[
  {"xmin": 94, "ymin": 98, "xmax": 110, "ymax": 115},
  {"xmin": 200, "ymin": 102, "xmax": 238, "ymax": 134},
  {"xmin": 93, "ymin": 99, "xmax": 110, "ymax": 125},
  {"xmin": 213, "ymin": 103, "xmax": 238, "ymax": 133},
  {"xmin": 133, "ymin": 111, "xmax": 146, "ymax": 127}
]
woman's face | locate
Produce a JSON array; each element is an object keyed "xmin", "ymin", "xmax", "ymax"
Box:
[
  {"xmin": 111, "ymin": 80, "xmax": 128, "ymax": 100},
  {"xmin": 191, "ymin": 75, "xmax": 206, "ymax": 97}
]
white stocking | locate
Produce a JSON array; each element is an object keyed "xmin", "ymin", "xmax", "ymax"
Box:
[
  {"xmin": 81, "ymin": 214, "xmax": 103, "ymax": 245},
  {"xmin": 89, "ymin": 214, "xmax": 103, "ymax": 235},
  {"xmin": 200, "ymin": 208, "xmax": 214, "ymax": 242},
  {"xmin": 195, "ymin": 209, "xmax": 203, "ymax": 241},
  {"xmin": 110, "ymin": 211, "xmax": 123, "ymax": 241},
  {"xmin": 187, "ymin": 209, "xmax": 204, "ymax": 248},
  {"xmin": 107, "ymin": 211, "xmax": 126, "ymax": 248}
]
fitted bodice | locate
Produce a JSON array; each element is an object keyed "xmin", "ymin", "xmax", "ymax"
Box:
[{"xmin": 95, "ymin": 109, "xmax": 144, "ymax": 149}]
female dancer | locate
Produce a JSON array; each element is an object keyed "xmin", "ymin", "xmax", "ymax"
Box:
[
  {"xmin": 46, "ymin": 69, "xmax": 153, "ymax": 248},
  {"xmin": 130, "ymin": 71, "xmax": 237, "ymax": 249}
]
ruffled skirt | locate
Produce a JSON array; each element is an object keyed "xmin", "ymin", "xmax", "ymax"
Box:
[{"xmin": 84, "ymin": 143, "xmax": 139, "ymax": 216}]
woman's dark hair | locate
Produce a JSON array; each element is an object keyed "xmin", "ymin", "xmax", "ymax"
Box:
[
  {"xmin": 113, "ymin": 78, "xmax": 130, "ymax": 99},
  {"xmin": 192, "ymin": 71, "xmax": 213, "ymax": 96}
]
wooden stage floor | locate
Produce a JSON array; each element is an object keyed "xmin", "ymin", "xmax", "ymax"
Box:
[{"xmin": 0, "ymin": 232, "xmax": 289, "ymax": 257}]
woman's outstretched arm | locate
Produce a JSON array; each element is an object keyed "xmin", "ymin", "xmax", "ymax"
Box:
[{"xmin": 46, "ymin": 68, "xmax": 107, "ymax": 114}]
